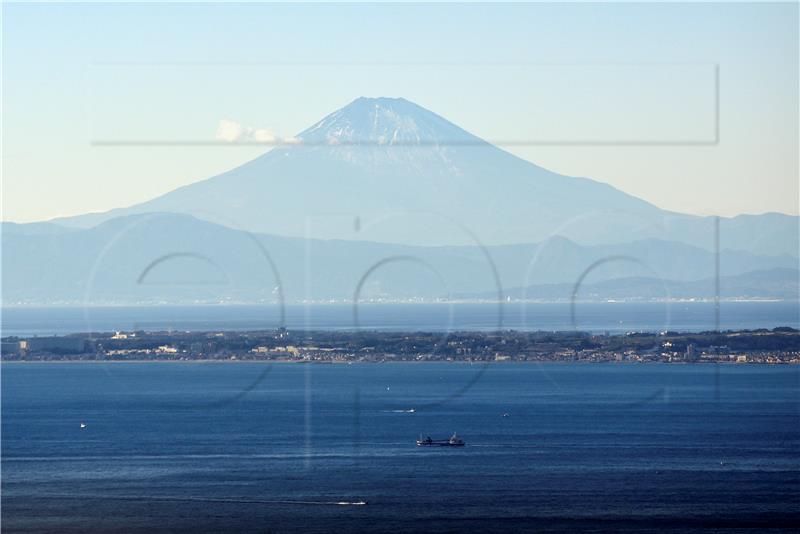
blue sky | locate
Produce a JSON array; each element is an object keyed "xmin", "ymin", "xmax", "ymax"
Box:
[{"xmin": 3, "ymin": 2, "xmax": 798, "ymax": 221}]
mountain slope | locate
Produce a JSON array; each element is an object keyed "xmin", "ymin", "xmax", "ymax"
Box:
[{"xmin": 48, "ymin": 97, "xmax": 797, "ymax": 255}]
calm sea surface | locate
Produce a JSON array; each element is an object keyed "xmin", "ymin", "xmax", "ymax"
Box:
[
  {"xmin": 2, "ymin": 363, "xmax": 798, "ymax": 532},
  {"xmin": 2, "ymin": 301, "xmax": 798, "ymax": 337}
]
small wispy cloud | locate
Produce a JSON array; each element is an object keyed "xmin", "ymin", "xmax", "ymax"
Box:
[{"xmin": 215, "ymin": 119, "xmax": 299, "ymax": 145}]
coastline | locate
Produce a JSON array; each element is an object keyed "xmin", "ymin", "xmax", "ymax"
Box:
[
  {"xmin": 3, "ymin": 298, "xmax": 796, "ymax": 308},
  {"xmin": 4, "ymin": 326, "xmax": 798, "ymax": 365},
  {"xmin": 1, "ymin": 359, "xmax": 794, "ymax": 365}
]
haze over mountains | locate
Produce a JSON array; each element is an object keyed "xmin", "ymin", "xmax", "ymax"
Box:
[
  {"xmin": 4, "ymin": 97, "xmax": 798, "ymax": 304},
  {"xmin": 3, "ymin": 213, "xmax": 797, "ymax": 304},
  {"xmin": 52, "ymin": 97, "xmax": 797, "ymax": 256}
]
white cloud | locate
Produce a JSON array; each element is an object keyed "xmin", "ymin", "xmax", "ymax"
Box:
[
  {"xmin": 216, "ymin": 119, "xmax": 246, "ymax": 142},
  {"xmin": 215, "ymin": 119, "xmax": 299, "ymax": 145},
  {"xmin": 252, "ymin": 129, "xmax": 275, "ymax": 143}
]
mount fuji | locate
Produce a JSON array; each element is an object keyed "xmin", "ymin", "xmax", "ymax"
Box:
[{"xmin": 51, "ymin": 97, "xmax": 797, "ymax": 255}]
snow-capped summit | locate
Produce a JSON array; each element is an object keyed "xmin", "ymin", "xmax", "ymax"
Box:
[
  {"xmin": 291, "ymin": 97, "xmax": 486, "ymax": 174},
  {"xmin": 298, "ymin": 97, "xmax": 481, "ymax": 147}
]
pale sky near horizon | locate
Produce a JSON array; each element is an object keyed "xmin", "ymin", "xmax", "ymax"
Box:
[{"xmin": 2, "ymin": 2, "xmax": 798, "ymax": 223}]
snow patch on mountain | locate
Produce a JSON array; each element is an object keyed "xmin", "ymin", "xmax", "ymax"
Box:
[{"xmin": 294, "ymin": 97, "xmax": 482, "ymax": 174}]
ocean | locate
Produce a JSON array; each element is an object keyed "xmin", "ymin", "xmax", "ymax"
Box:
[
  {"xmin": 2, "ymin": 362, "xmax": 798, "ymax": 532},
  {"xmin": 2, "ymin": 301, "xmax": 798, "ymax": 337}
]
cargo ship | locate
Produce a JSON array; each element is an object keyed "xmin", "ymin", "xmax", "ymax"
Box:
[{"xmin": 416, "ymin": 432, "xmax": 465, "ymax": 447}]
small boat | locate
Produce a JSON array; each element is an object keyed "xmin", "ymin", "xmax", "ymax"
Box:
[
  {"xmin": 79, "ymin": 422, "xmax": 87, "ymax": 429},
  {"xmin": 416, "ymin": 432, "xmax": 465, "ymax": 447}
]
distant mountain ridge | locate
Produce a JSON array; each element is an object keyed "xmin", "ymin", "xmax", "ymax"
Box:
[
  {"xmin": 6, "ymin": 97, "xmax": 796, "ymax": 305},
  {"xmin": 46, "ymin": 97, "xmax": 798, "ymax": 256},
  {"xmin": 4, "ymin": 214, "xmax": 797, "ymax": 305}
]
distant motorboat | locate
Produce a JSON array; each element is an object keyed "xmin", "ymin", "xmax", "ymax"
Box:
[
  {"xmin": 79, "ymin": 422, "xmax": 87, "ymax": 429},
  {"xmin": 416, "ymin": 432, "xmax": 465, "ymax": 447},
  {"xmin": 386, "ymin": 408, "xmax": 416, "ymax": 414}
]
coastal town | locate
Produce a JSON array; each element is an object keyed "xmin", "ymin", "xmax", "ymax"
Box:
[{"xmin": 2, "ymin": 327, "xmax": 799, "ymax": 364}]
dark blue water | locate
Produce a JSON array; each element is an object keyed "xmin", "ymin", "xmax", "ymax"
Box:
[
  {"xmin": 2, "ymin": 301, "xmax": 798, "ymax": 337},
  {"xmin": 2, "ymin": 363, "xmax": 798, "ymax": 532}
]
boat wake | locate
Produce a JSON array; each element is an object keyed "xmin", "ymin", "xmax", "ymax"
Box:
[{"xmin": 27, "ymin": 494, "xmax": 367, "ymax": 507}]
